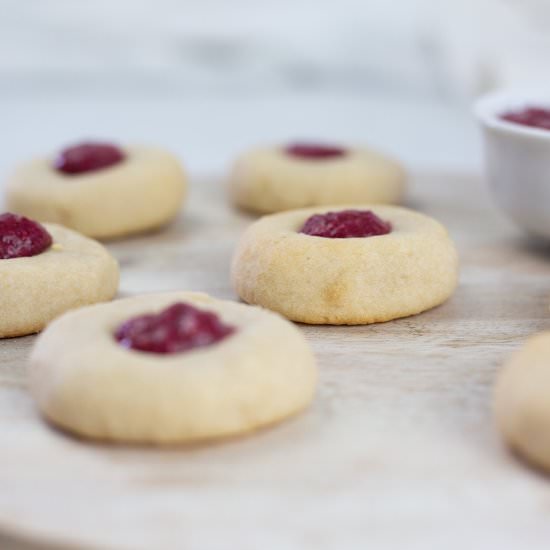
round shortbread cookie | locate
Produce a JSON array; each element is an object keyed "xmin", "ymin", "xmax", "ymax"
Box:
[
  {"xmin": 29, "ymin": 292, "xmax": 317, "ymax": 444},
  {"xmin": 6, "ymin": 145, "xmax": 187, "ymax": 239},
  {"xmin": 494, "ymin": 332, "xmax": 550, "ymax": 471},
  {"xmin": 229, "ymin": 144, "xmax": 405, "ymax": 214},
  {"xmin": 0, "ymin": 223, "xmax": 119, "ymax": 337},
  {"xmin": 231, "ymin": 205, "xmax": 458, "ymax": 325}
]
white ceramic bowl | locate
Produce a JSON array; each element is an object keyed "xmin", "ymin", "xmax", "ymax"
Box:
[{"xmin": 475, "ymin": 89, "xmax": 550, "ymax": 239}]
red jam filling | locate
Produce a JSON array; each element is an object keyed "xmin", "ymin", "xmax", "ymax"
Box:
[
  {"xmin": 0, "ymin": 212, "xmax": 52, "ymax": 259},
  {"xmin": 500, "ymin": 107, "xmax": 550, "ymax": 131},
  {"xmin": 285, "ymin": 142, "xmax": 347, "ymax": 160},
  {"xmin": 54, "ymin": 142, "xmax": 125, "ymax": 174},
  {"xmin": 300, "ymin": 209, "xmax": 391, "ymax": 238},
  {"xmin": 115, "ymin": 302, "xmax": 236, "ymax": 355}
]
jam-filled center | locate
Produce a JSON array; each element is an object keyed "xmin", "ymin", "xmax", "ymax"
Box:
[
  {"xmin": 0, "ymin": 212, "xmax": 53, "ymax": 260},
  {"xmin": 500, "ymin": 107, "xmax": 550, "ymax": 131},
  {"xmin": 285, "ymin": 142, "xmax": 347, "ymax": 160},
  {"xmin": 54, "ymin": 142, "xmax": 126, "ymax": 175},
  {"xmin": 115, "ymin": 302, "xmax": 236, "ymax": 354},
  {"xmin": 300, "ymin": 209, "xmax": 392, "ymax": 238}
]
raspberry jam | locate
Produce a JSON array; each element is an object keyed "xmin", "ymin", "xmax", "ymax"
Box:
[
  {"xmin": 285, "ymin": 142, "xmax": 347, "ymax": 160},
  {"xmin": 115, "ymin": 302, "xmax": 236, "ymax": 355},
  {"xmin": 500, "ymin": 107, "xmax": 550, "ymax": 131},
  {"xmin": 54, "ymin": 142, "xmax": 125, "ymax": 174},
  {"xmin": 300, "ymin": 209, "xmax": 391, "ymax": 238},
  {"xmin": 0, "ymin": 213, "xmax": 52, "ymax": 260}
]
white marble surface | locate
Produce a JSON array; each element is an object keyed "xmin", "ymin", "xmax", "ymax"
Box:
[
  {"xmin": 3, "ymin": 0, "xmax": 550, "ymax": 101},
  {"xmin": 0, "ymin": 0, "xmax": 444, "ymax": 99}
]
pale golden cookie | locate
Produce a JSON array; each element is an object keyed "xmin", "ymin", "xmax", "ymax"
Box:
[
  {"xmin": 494, "ymin": 332, "xmax": 550, "ymax": 471},
  {"xmin": 229, "ymin": 144, "xmax": 405, "ymax": 214},
  {"xmin": 29, "ymin": 292, "xmax": 317, "ymax": 444},
  {"xmin": 231, "ymin": 205, "xmax": 458, "ymax": 324},
  {"xmin": 6, "ymin": 145, "xmax": 187, "ymax": 239},
  {"xmin": 0, "ymin": 223, "xmax": 119, "ymax": 337}
]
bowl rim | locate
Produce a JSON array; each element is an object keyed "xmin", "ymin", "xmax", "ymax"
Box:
[{"xmin": 473, "ymin": 88, "xmax": 550, "ymax": 140}]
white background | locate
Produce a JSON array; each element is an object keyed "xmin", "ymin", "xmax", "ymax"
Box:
[{"xmin": 1, "ymin": 1, "xmax": 549, "ymax": 185}]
